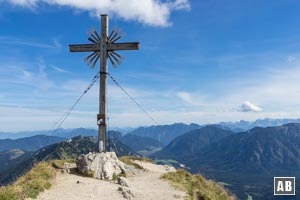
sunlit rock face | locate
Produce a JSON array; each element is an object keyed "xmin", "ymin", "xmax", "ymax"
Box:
[{"xmin": 76, "ymin": 152, "xmax": 125, "ymax": 180}]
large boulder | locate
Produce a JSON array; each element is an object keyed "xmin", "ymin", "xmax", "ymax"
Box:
[{"xmin": 76, "ymin": 152, "xmax": 125, "ymax": 180}]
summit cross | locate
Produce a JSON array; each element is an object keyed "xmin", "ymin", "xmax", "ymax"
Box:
[{"xmin": 69, "ymin": 14, "xmax": 139, "ymax": 152}]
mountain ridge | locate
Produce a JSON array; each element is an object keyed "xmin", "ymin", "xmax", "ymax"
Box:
[
  {"xmin": 0, "ymin": 135, "xmax": 138, "ymax": 186},
  {"xmin": 0, "ymin": 135, "xmax": 65, "ymax": 152},
  {"xmin": 181, "ymin": 123, "xmax": 300, "ymax": 199},
  {"xmin": 152, "ymin": 125, "xmax": 234, "ymax": 159},
  {"xmin": 128, "ymin": 123, "xmax": 201, "ymax": 145}
]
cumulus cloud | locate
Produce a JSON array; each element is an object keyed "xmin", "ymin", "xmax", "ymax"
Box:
[
  {"xmin": 240, "ymin": 101, "xmax": 262, "ymax": 112},
  {"xmin": 4, "ymin": 0, "xmax": 190, "ymax": 27}
]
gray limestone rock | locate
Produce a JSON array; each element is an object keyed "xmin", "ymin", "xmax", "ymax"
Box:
[
  {"xmin": 118, "ymin": 176, "xmax": 130, "ymax": 187},
  {"xmin": 76, "ymin": 152, "xmax": 125, "ymax": 180}
]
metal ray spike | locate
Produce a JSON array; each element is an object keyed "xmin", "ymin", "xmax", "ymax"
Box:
[
  {"xmin": 108, "ymin": 28, "xmax": 116, "ymax": 41},
  {"xmin": 109, "ymin": 27, "xmax": 123, "ymax": 43},
  {"xmin": 111, "ymin": 33, "xmax": 126, "ymax": 43},
  {"xmin": 108, "ymin": 52, "xmax": 120, "ymax": 66},
  {"xmin": 88, "ymin": 37, "xmax": 98, "ymax": 44},
  {"xmin": 87, "ymin": 27, "xmax": 97, "ymax": 36},
  {"xmin": 88, "ymin": 53, "xmax": 100, "ymax": 68},
  {"xmin": 91, "ymin": 33, "xmax": 100, "ymax": 43},
  {"xmin": 108, "ymin": 54, "xmax": 118, "ymax": 68},
  {"xmin": 84, "ymin": 52, "xmax": 96, "ymax": 63},
  {"xmin": 84, "ymin": 58, "xmax": 92, "ymax": 66},
  {"xmin": 109, "ymin": 31, "xmax": 119, "ymax": 43},
  {"xmin": 110, "ymin": 51, "xmax": 125, "ymax": 60},
  {"xmin": 94, "ymin": 30, "xmax": 101, "ymax": 41},
  {"xmin": 109, "ymin": 52, "xmax": 122, "ymax": 65},
  {"xmin": 84, "ymin": 52, "xmax": 100, "ymax": 68},
  {"xmin": 91, "ymin": 52, "xmax": 101, "ymax": 67},
  {"xmin": 88, "ymin": 27, "xmax": 101, "ymax": 43}
]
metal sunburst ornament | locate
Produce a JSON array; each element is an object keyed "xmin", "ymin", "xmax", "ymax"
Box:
[{"xmin": 83, "ymin": 26, "xmax": 127, "ymax": 68}]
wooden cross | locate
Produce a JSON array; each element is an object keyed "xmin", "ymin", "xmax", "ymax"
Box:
[{"xmin": 69, "ymin": 15, "xmax": 139, "ymax": 152}]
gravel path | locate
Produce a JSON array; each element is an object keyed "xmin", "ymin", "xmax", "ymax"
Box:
[
  {"xmin": 127, "ymin": 161, "xmax": 186, "ymax": 200},
  {"xmin": 35, "ymin": 161, "xmax": 186, "ymax": 200}
]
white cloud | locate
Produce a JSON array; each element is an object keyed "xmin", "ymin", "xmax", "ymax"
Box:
[
  {"xmin": 0, "ymin": 36, "xmax": 62, "ymax": 49},
  {"xmin": 288, "ymin": 56, "xmax": 296, "ymax": 63},
  {"xmin": 176, "ymin": 91, "xmax": 195, "ymax": 105},
  {"xmin": 3, "ymin": 0, "xmax": 190, "ymax": 27},
  {"xmin": 20, "ymin": 69, "xmax": 33, "ymax": 79},
  {"xmin": 53, "ymin": 38, "xmax": 62, "ymax": 49},
  {"xmin": 7, "ymin": 0, "xmax": 38, "ymax": 8},
  {"xmin": 50, "ymin": 64, "xmax": 69, "ymax": 73},
  {"xmin": 176, "ymin": 91, "xmax": 214, "ymax": 107},
  {"xmin": 224, "ymin": 65, "xmax": 300, "ymax": 111},
  {"xmin": 240, "ymin": 101, "xmax": 262, "ymax": 112},
  {"xmin": 169, "ymin": 0, "xmax": 191, "ymax": 10},
  {"xmin": 176, "ymin": 91, "xmax": 224, "ymax": 108},
  {"xmin": 0, "ymin": 61, "xmax": 54, "ymax": 92}
]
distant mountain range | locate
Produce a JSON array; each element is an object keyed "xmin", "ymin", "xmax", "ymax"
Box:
[
  {"xmin": 0, "ymin": 135, "xmax": 65, "ymax": 152},
  {"xmin": 2, "ymin": 118, "xmax": 299, "ymax": 142},
  {"xmin": 0, "ymin": 129, "xmax": 162, "ymax": 158},
  {"xmin": 0, "ymin": 127, "xmax": 132, "ymax": 140},
  {"xmin": 0, "ymin": 128, "xmax": 98, "ymax": 140},
  {"xmin": 0, "ymin": 128, "xmax": 70, "ymax": 139},
  {"xmin": 154, "ymin": 123, "xmax": 300, "ymax": 199},
  {"xmin": 218, "ymin": 118, "xmax": 300, "ymax": 131},
  {"xmin": 127, "ymin": 123, "xmax": 201, "ymax": 145}
]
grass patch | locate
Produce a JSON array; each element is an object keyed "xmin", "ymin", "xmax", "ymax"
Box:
[
  {"xmin": 123, "ymin": 156, "xmax": 153, "ymax": 163},
  {"xmin": 119, "ymin": 156, "xmax": 153, "ymax": 170},
  {"xmin": 86, "ymin": 170, "xmax": 95, "ymax": 177},
  {"xmin": 51, "ymin": 159, "xmax": 75, "ymax": 169},
  {"xmin": 155, "ymin": 159, "xmax": 179, "ymax": 167},
  {"xmin": 112, "ymin": 171, "xmax": 127, "ymax": 181},
  {"xmin": 161, "ymin": 169, "xmax": 236, "ymax": 200},
  {"xmin": 137, "ymin": 147, "xmax": 162, "ymax": 157},
  {"xmin": 0, "ymin": 161, "xmax": 56, "ymax": 199},
  {"xmin": 0, "ymin": 186, "xmax": 19, "ymax": 200}
]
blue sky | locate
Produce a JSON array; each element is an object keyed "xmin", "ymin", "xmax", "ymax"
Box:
[{"xmin": 1, "ymin": 0, "xmax": 300, "ymax": 132}]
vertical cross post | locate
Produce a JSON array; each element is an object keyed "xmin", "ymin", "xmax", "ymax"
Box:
[{"xmin": 98, "ymin": 15, "xmax": 108, "ymax": 152}]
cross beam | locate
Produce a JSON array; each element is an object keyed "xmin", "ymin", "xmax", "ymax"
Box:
[
  {"xmin": 70, "ymin": 43, "xmax": 140, "ymax": 52},
  {"xmin": 69, "ymin": 14, "xmax": 139, "ymax": 152}
]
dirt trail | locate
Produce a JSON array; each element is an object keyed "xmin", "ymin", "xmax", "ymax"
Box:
[{"xmin": 35, "ymin": 161, "xmax": 186, "ymax": 200}]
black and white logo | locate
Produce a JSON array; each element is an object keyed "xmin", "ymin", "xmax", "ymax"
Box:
[{"xmin": 274, "ymin": 177, "xmax": 295, "ymax": 195}]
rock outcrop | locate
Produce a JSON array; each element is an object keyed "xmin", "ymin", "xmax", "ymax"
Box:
[{"xmin": 76, "ymin": 152, "xmax": 125, "ymax": 180}]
